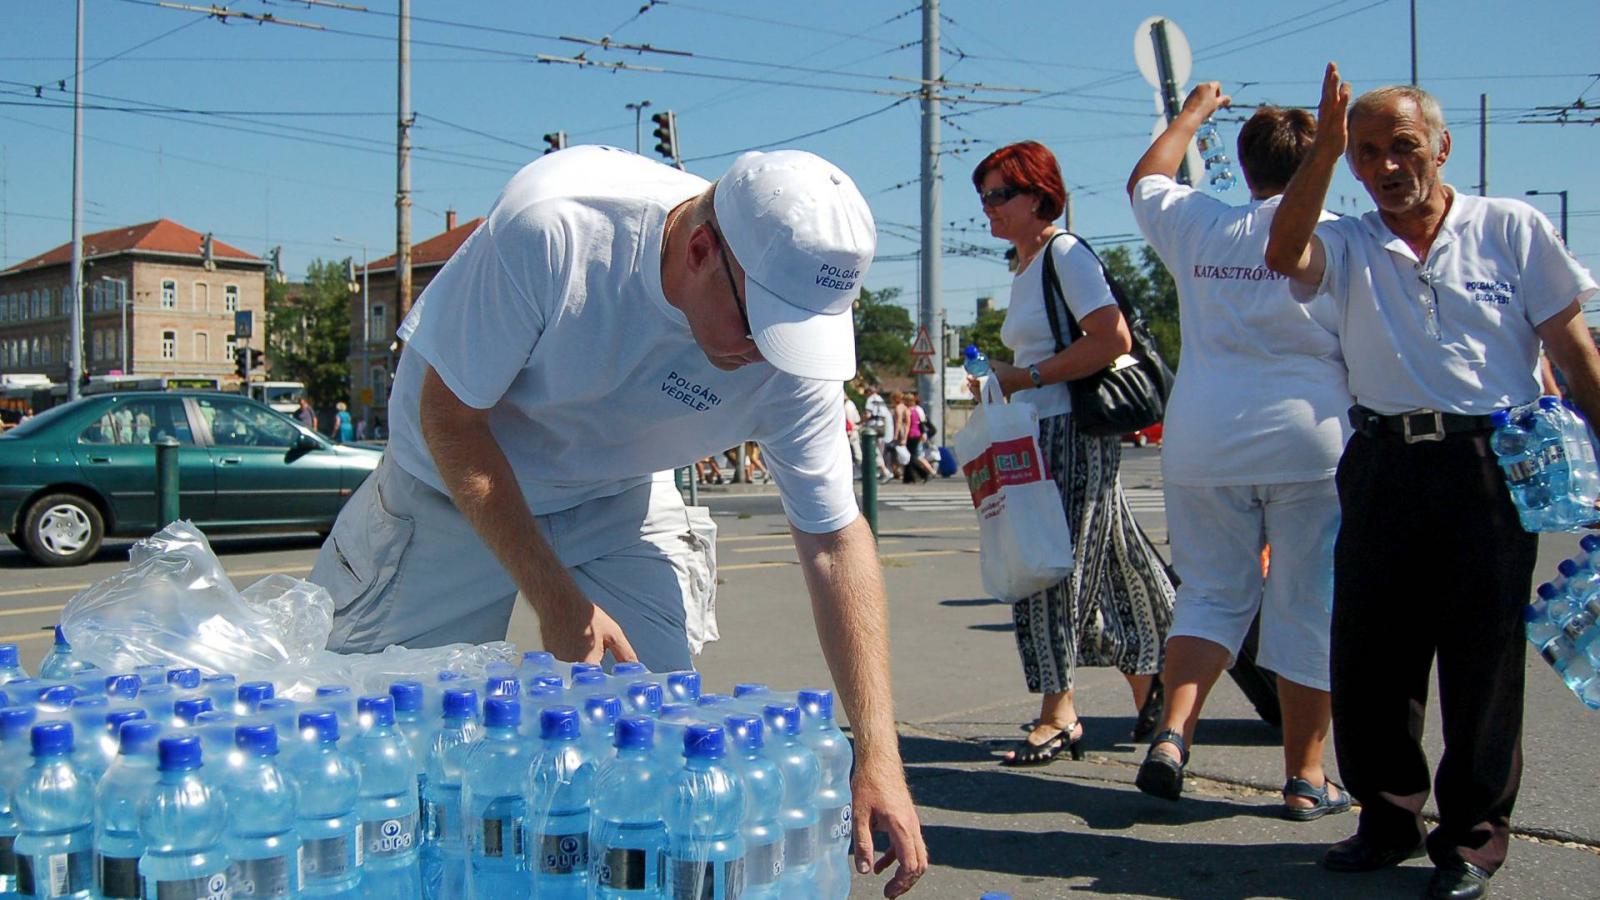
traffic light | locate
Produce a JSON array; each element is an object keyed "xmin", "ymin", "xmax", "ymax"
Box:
[
  {"xmin": 542, "ymin": 131, "xmax": 567, "ymax": 154},
  {"xmin": 650, "ymin": 110, "xmax": 679, "ymax": 165},
  {"xmin": 268, "ymin": 246, "xmax": 286, "ymax": 285},
  {"xmin": 201, "ymin": 232, "xmax": 216, "ymax": 271},
  {"xmin": 345, "ymin": 258, "xmax": 359, "ymax": 293},
  {"xmin": 235, "ymin": 347, "xmax": 249, "ymax": 379}
]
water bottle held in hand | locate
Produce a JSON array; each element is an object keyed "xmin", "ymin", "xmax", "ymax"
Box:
[
  {"xmin": 1195, "ymin": 120, "xmax": 1237, "ymax": 192},
  {"xmin": 962, "ymin": 345, "xmax": 990, "ymax": 378},
  {"xmin": 1490, "ymin": 409, "xmax": 1552, "ymax": 529}
]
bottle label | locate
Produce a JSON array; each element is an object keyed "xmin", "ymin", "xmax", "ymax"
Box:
[
  {"xmin": 745, "ymin": 840, "xmax": 783, "ymax": 886},
  {"xmin": 670, "ymin": 857, "xmax": 744, "ymax": 900},
  {"xmin": 595, "ymin": 847, "xmax": 654, "ymax": 890},
  {"xmin": 352, "ymin": 823, "xmax": 364, "ymax": 869},
  {"xmin": 148, "ymin": 870, "xmax": 231, "ymax": 900},
  {"xmin": 298, "ymin": 833, "xmax": 355, "ymax": 883},
  {"xmin": 1544, "ymin": 444, "xmax": 1569, "ymax": 466},
  {"xmin": 535, "ymin": 831, "xmax": 588, "ymax": 876},
  {"xmin": 818, "ymin": 803, "xmax": 852, "ymax": 847},
  {"xmin": 1542, "ymin": 641, "xmax": 1566, "ymax": 666},
  {"xmin": 94, "ymin": 852, "xmax": 142, "ymax": 899},
  {"xmin": 228, "ymin": 854, "xmax": 295, "ymax": 898},
  {"xmin": 16, "ymin": 849, "xmax": 91, "ymax": 898},
  {"xmin": 473, "ymin": 816, "xmax": 525, "ymax": 860},
  {"xmin": 0, "ymin": 835, "xmax": 15, "ymax": 882},
  {"xmin": 784, "ymin": 824, "xmax": 817, "ymax": 868},
  {"xmin": 362, "ymin": 813, "xmax": 418, "ymax": 858},
  {"xmin": 423, "ymin": 801, "xmax": 448, "ymax": 842},
  {"xmin": 1506, "ymin": 458, "xmax": 1539, "ymax": 484}
]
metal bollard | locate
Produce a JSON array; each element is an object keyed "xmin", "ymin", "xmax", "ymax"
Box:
[
  {"xmin": 155, "ymin": 436, "xmax": 181, "ymax": 527},
  {"xmin": 860, "ymin": 426, "xmax": 879, "ymax": 539}
]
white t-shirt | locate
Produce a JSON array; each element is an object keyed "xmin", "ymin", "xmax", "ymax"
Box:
[
  {"xmin": 863, "ymin": 393, "xmax": 889, "ymax": 431},
  {"xmin": 1000, "ymin": 233, "xmax": 1118, "ymax": 419},
  {"xmin": 1297, "ymin": 187, "xmax": 1598, "ymax": 415},
  {"xmin": 1131, "ymin": 175, "xmax": 1352, "ymax": 486},
  {"xmin": 388, "ymin": 146, "xmax": 857, "ymax": 534}
]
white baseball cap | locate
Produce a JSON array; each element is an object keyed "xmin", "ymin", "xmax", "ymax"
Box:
[{"xmin": 712, "ymin": 150, "xmax": 876, "ymax": 381}]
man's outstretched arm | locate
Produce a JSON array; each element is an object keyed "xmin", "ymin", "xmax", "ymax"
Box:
[{"xmin": 1265, "ymin": 62, "xmax": 1349, "ymax": 288}]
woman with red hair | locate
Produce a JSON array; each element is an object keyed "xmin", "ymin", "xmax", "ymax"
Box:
[{"xmin": 970, "ymin": 141, "xmax": 1175, "ymax": 765}]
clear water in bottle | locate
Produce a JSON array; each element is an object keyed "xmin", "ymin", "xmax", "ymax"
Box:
[
  {"xmin": 461, "ymin": 698, "xmax": 529, "ymax": 900},
  {"xmin": 723, "ymin": 714, "xmax": 785, "ymax": 900},
  {"xmin": 589, "ymin": 716, "xmax": 667, "ymax": 899},
  {"xmin": 222, "ymin": 724, "xmax": 300, "ymax": 900},
  {"xmin": 581, "ymin": 695, "xmax": 622, "ymax": 763},
  {"xmin": 528, "ymin": 705, "xmax": 594, "ymax": 900},
  {"xmin": 962, "ymin": 346, "xmax": 989, "ymax": 378},
  {"xmin": 39, "ymin": 627, "xmax": 97, "ymax": 681},
  {"xmin": 13, "ymin": 721, "xmax": 95, "ymax": 900},
  {"xmin": 0, "ymin": 643, "xmax": 27, "ymax": 685},
  {"xmin": 91, "ymin": 719, "xmax": 162, "ymax": 900},
  {"xmin": 284, "ymin": 710, "xmax": 362, "ymax": 895},
  {"xmin": 103, "ymin": 675, "xmax": 141, "ymax": 704},
  {"xmin": 352, "ymin": 696, "xmax": 419, "ymax": 895},
  {"xmin": 421, "ymin": 688, "xmax": 480, "ymax": 900},
  {"xmin": 1490, "ymin": 409, "xmax": 1551, "ymax": 529},
  {"xmin": 761, "ymin": 704, "xmax": 819, "ymax": 891},
  {"xmin": 664, "ymin": 724, "xmax": 745, "ymax": 900},
  {"xmin": 237, "ymin": 682, "xmax": 275, "ymax": 717},
  {"xmin": 0, "ymin": 706, "xmax": 39, "ymax": 898},
  {"xmin": 798, "ymin": 689, "xmax": 853, "ymax": 900},
  {"xmin": 138, "ymin": 735, "xmax": 230, "ymax": 900}
]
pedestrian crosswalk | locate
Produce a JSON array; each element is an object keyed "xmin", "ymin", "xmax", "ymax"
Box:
[{"xmin": 877, "ymin": 487, "xmax": 1167, "ymax": 514}]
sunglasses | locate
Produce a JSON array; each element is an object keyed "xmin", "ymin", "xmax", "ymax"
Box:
[
  {"xmin": 978, "ymin": 185, "xmax": 1025, "ymax": 209},
  {"xmin": 710, "ymin": 224, "xmax": 752, "ymax": 339}
]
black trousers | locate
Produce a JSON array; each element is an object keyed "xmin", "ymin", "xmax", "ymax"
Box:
[{"xmin": 1330, "ymin": 430, "xmax": 1538, "ymax": 873}]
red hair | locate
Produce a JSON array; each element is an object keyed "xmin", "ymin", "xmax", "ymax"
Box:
[{"xmin": 971, "ymin": 141, "xmax": 1066, "ymax": 221}]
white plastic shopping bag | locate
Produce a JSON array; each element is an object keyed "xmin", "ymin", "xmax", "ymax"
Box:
[{"xmin": 951, "ymin": 378, "xmax": 1074, "ymax": 601}]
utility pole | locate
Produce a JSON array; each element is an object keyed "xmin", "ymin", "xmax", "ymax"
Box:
[
  {"xmin": 626, "ymin": 100, "xmax": 652, "ymax": 154},
  {"xmin": 1409, "ymin": 0, "xmax": 1418, "ymax": 85},
  {"xmin": 68, "ymin": 0, "xmax": 85, "ymax": 400},
  {"xmin": 396, "ymin": 0, "xmax": 413, "ymax": 324},
  {"xmin": 1064, "ymin": 190, "xmax": 1075, "ymax": 231},
  {"xmin": 1478, "ymin": 93, "xmax": 1488, "ymax": 196},
  {"xmin": 1151, "ymin": 19, "xmax": 1194, "ymax": 186},
  {"xmin": 919, "ymin": 0, "xmax": 943, "ymax": 439}
]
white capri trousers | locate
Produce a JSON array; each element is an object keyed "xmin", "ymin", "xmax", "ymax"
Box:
[
  {"xmin": 1163, "ymin": 479, "xmax": 1339, "ymax": 692},
  {"xmin": 309, "ymin": 458, "xmax": 717, "ymax": 672}
]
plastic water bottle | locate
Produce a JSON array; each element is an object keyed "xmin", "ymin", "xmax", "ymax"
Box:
[
  {"xmin": 484, "ymin": 676, "xmax": 520, "ymax": 701},
  {"xmin": 90, "ymin": 719, "xmax": 162, "ymax": 900},
  {"xmin": 1527, "ymin": 590, "xmax": 1566, "ymax": 651},
  {"xmin": 388, "ymin": 682, "xmax": 429, "ymax": 835},
  {"xmin": 1537, "ymin": 633, "xmax": 1600, "ymax": 708},
  {"xmin": 39, "ymin": 627, "xmax": 96, "ymax": 681},
  {"xmin": 1491, "ymin": 409, "xmax": 1551, "ymax": 529},
  {"xmin": 285, "ymin": 710, "xmax": 362, "ymax": 895},
  {"xmin": 664, "ymin": 724, "xmax": 746, "ymax": 900},
  {"xmin": 723, "ymin": 715, "xmax": 785, "ymax": 899},
  {"xmin": 571, "ymin": 663, "xmax": 604, "ymax": 683},
  {"xmin": 103, "ymin": 676, "xmax": 140, "ymax": 704},
  {"xmin": 420, "ymin": 689, "xmax": 479, "ymax": 900},
  {"xmin": 139, "ymin": 736, "xmax": 230, "ymax": 900},
  {"xmin": 222, "ymin": 724, "xmax": 300, "ymax": 900},
  {"xmin": 352, "ymin": 696, "xmax": 420, "ymax": 895},
  {"xmin": 135, "ymin": 684, "xmax": 176, "ymax": 727},
  {"xmin": 528, "ymin": 706, "xmax": 594, "ymax": 900},
  {"xmin": 0, "ymin": 706, "xmax": 40, "ymax": 899},
  {"xmin": 81, "ymin": 708, "xmax": 147, "ymax": 785},
  {"xmin": 625, "ymin": 683, "xmax": 663, "ymax": 716},
  {"xmin": 962, "ymin": 345, "xmax": 990, "ymax": 378},
  {"xmin": 582, "ymin": 695, "xmax": 623, "ymax": 762},
  {"xmin": 14, "ymin": 721, "xmax": 95, "ymax": 900},
  {"xmin": 1195, "ymin": 120, "xmax": 1238, "ymax": 191},
  {"xmin": 461, "ymin": 698, "xmax": 528, "ymax": 899},
  {"xmin": 761, "ymin": 704, "xmax": 819, "ymax": 891},
  {"xmin": 663, "ymin": 673, "xmax": 701, "ymax": 705},
  {"xmin": 165, "ymin": 668, "xmax": 202, "ymax": 694},
  {"xmin": 0, "ymin": 644, "xmax": 27, "ymax": 685},
  {"xmin": 1532, "ymin": 399, "xmax": 1580, "ymax": 527},
  {"xmin": 797, "ymin": 689, "xmax": 853, "ymax": 900},
  {"xmin": 252, "ymin": 700, "xmax": 299, "ymax": 744},
  {"xmin": 237, "ymin": 682, "xmax": 275, "ymax": 717},
  {"xmin": 312, "ymin": 687, "xmax": 356, "ymax": 735},
  {"xmin": 173, "ymin": 696, "xmax": 214, "ymax": 727},
  {"xmin": 516, "ymin": 652, "xmax": 557, "ymax": 682},
  {"xmin": 1547, "ymin": 397, "xmax": 1600, "ymax": 523},
  {"xmin": 1555, "ymin": 559, "xmax": 1597, "ymax": 625},
  {"xmin": 589, "ymin": 716, "xmax": 667, "ymax": 899},
  {"xmin": 610, "ymin": 662, "xmax": 650, "ymax": 685},
  {"xmin": 200, "ymin": 676, "xmax": 235, "ymax": 715}
]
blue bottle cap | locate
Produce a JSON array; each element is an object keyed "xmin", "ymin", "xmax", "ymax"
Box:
[
  {"xmin": 1539, "ymin": 396, "xmax": 1560, "ymax": 410},
  {"xmin": 238, "ymin": 682, "xmax": 275, "ymax": 706},
  {"xmin": 442, "ymin": 688, "xmax": 479, "ymax": 720},
  {"xmin": 358, "ymin": 695, "xmax": 395, "ymax": 727},
  {"xmin": 166, "ymin": 667, "xmax": 201, "ymax": 689},
  {"xmin": 315, "ymin": 684, "xmax": 352, "ymax": 698},
  {"xmin": 483, "ymin": 698, "xmax": 521, "ymax": 729},
  {"xmin": 485, "ymin": 676, "xmax": 520, "ymax": 698},
  {"xmin": 39, "ymin": 684, "xmax": 78, "ymax": 707},
  {"xmin": 0, "ymin": 705, "xmax": 37, "ymax": 740},
  {"xmin": 1559, "ymin": 559, "xmax": 1580, "ymax": 577},
  {"xmin": 570, "ymin": 662, "xmax": 603, "ymax": 680},
  {"xmin": 1523, "ymin": 603, "xmax": 1546, "ymax": 623},
  {"xmin": 1583, "ymin": 535, "xmax": 1600, "ymax": 554},
  {"xmin": 235, "ymin": 723, "xmax": 278, "ymax": 756},
  {"xmin": 437, "ymin": 671, "xmax": 466, "ymax": 682},
  {"xmin": 202, "ymin": 674, "xmax": 236, "ymax": 688},
  {"xmin": 724, "ymin": 713, "xmax": 764, "ymax": 753},
  {"xmin": 106, "ymin": 708, "xmax": 147, "ymax": 733},
  {"xmin": 105, "ymin": 674, "xmax": 142, "ymax": 699},
  {"xmin": 174, "ymin": 696, "xmax": 214, "ymax": 723},
  {"xmin": 1490, "ymin": 410, "xmax": 1511, "ymax": 428},
  {"xmin": 614, "ymin": 716, "xmax": 655, "ymax": 751},
  {"xmin": 798, "ymin": 689, "xmax": 835, "ymax": 721},
  {"xmin": 683, "ymin": 723, "xmax": 725, "ymax": 760},
  {"xmin": 667, "ymin": 672, "xmax": 702, "ymax": 701},
  {"xmin": 1537, "ymin": 582, "xmax": 1560, "ymax": 600},
  {"xmin": 31, "ymin": 720, "xmax": 73, "ymax": 756},
  {"xmin": 388, "ymin": 681, "xmax": 424, "ymax": 712},
  {"xmin": 118, "ymin": 719, "xmax": 161, "ymax": 755},
  {"xmin": 626, "ymin": 682, "xmax": 663, "ymax": 713},
  {"xmin": 763, "ymin": 703, "xmax": 802, "ymax": 736},
  {"xmin": 698, "ymin": 694, "xmax": 735, "ymax": 708},
  {"xmin": 583, "ymin": 695, "xmax": 621, "ymax": 726},
  {"xmin": 611, "ymin": 662, "xmax": 648, "ymax": 678},
  {"xmin": 732, "ymin": 683, "xmax": 768, "ymax": 698},
  {"xmin": 158, "ymin": 735, "xmax": 202, "ymax": 772},
  {"xmin": 533, "ymin": 675, "xmax": 565, "ymax": 691},
  {"xmin": 964, "ymin": 344, "xmax": 980, "ymax": 360},
  {"xmin": 0, "ymin": 643, "xmax": 18, "ymax": 668},
  {"xmin": 572, "ymin": 670, "xmax": 607, "ymax": 688},
  {"xmin": 53, "ymin": 625, "xmax": 69, "ymax": 647},
  {"xmin": 521, "ymin": 650, "xmax": 555, "ymax": 669},
  {"xmin": 299, "ymin": 709, "xmax": 340, "ymax": 743},
  {"xmin": 540, "ymin": 705, "xmax": 581, "ymax": 741}
]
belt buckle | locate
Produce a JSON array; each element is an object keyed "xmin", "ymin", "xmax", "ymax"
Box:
[{"xmin": 1402, "ymin": 409, "xmax": 1446, "ymax": 444}]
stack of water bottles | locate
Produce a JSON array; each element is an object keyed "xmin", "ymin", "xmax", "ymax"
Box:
[
  {"xmin": 0, "ymin": 635, "xmax": 856, "ymax": 899},
  {"xmin": 1527, "ymin": 534, "xmax": 1600, "ymax": 710},
  {"xmin": 1490, "ymin": 397, "xmax": 1600, "ymax": 532}
]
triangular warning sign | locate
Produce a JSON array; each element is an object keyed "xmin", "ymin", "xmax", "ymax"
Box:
[
  {"xmin": 909, "ymin": 354, "xmax": 936, "ymax": 375},
  {"xmin": 910, "ymin": 326, "xmax": 936, "ymax": 356}
]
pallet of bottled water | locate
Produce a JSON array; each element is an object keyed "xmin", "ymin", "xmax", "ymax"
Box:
[
  {"xmin": 1490, "ymin": 397, "xmax": 1600, "ymax": 532},
  {"xmin": 1529, "ymin": 536, "xmax": 1600, "ymax": 710},
  {"xmin": 0, "ymin": 634, "xmax": 855, "ymax": 899}
]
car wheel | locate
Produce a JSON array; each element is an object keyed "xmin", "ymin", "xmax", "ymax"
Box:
[
  {"xmin": 1135, "ymin": 433, "xmax": 1149, "ymax": 447},
  {"xmin": 21, "ymin": 493, "xmax": 104, "ymax": 567}
]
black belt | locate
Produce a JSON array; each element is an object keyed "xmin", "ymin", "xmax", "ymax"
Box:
[{"xmin": 1348, "ymin": 405, "xmax": 1496, "ymax": 443}]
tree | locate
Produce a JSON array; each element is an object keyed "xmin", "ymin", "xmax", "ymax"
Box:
[
  {"xmin": 853, "ymin": 285, "xmax": 915, "ymax": 383},
  {"xmin": 266, "ymin": 258, "xmax": 353, "ymax": 407},
  {"xmin": 1100, "ymin": 243, "xmax": 1181, "ymax": 367},
  {"xmin": 961, "ymin": 307, "xmax": 1013, "ymax": 365}
]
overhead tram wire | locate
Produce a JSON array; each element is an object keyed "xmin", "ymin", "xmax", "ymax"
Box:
[{"xmin": 680, "ymin": 98, "xmax": 913, "ymax": 164}]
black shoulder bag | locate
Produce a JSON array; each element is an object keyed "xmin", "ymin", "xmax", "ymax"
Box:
[{"xmin": 1040, "ymin": 232, "xmax": 1175, "ymax": 437}]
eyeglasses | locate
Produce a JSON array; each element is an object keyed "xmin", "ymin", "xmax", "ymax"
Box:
[
  {"xmin": 710, "ymin": 224, "xmax": 752, "ymax": 340},
  {"xmin": 978, "ymin": 185, "xmax": 1025, "ymax": 209}
]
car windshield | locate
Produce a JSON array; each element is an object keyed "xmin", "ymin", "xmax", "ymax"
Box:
[{"xmin": 0, "ymin": 400, "xmax": 91, "ymax": 439}]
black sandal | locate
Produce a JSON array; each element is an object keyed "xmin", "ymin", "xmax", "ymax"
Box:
[
  {"xmin": 1135, "ymin": 729, "xmax": 1188, "ymax": 801},
  {"xmin": 1131, "ymin": 676, "xmax": 1165, "ymax": 742},
  {"xmin": 999, "ymin": 721, "xmax": 1084, "ymax": 766},
  {"xmin": 1281, "ymin": 776, "xmax": 1351, "ymax": 822}
]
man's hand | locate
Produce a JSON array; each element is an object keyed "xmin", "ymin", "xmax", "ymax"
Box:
[
  {"xmin": 1313, "ymin": 62, "xmax": 1350, "ymax": 158},
  {"xmin": 850, "ymin": 763, "xmax": 927, "ymax": 898},
  {"xmin": 1264, "ymin": 62, "xmax": 1346, "ymax": 285},
  {"xmin": 538, "ymin": 595, "xmax": 638, "ymax": 664},
  {"xmin": 1180, "ymin": 81, "xmax": 1231, "ymax": 121}
]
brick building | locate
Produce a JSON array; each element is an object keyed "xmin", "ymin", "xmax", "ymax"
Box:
[{"xmin": 0, "ymin": 219, "xmax": 269, "ymax": 385}]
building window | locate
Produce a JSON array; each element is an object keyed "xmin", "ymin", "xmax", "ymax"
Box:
[
  {"xmin": 161, "ymin": 330, "xmax": 176, "ymax": 360},
  {"xmin": 370, "ymin": 304, "xmax": 387, "ymax": 341},
  {"xmin": 224, "ymin": 284, "xmax": 239, "ymax": 313},
  {"xmin": 195, "ymin": 332, "xmax": 209, "ymax": 361},
  {"xmin": 224, "ymin": 333, "xmax": 237, "ymax": 361},
  {"xmin": 161, "ymin": 280, "xmax": 176, "ymax": 309},
  {"xmin": 193, "ymin": 281, "xmax": 210, "ymax": 312}
]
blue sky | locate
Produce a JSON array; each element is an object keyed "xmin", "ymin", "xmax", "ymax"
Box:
[{"xmin": 2, "ymin": 0, "xmax": 1596, "ymax": 326}]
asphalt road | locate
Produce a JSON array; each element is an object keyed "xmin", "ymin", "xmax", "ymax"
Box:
[{"xmin": 3, "ymin": 446, "xmax": 1597, "ymax": 898}]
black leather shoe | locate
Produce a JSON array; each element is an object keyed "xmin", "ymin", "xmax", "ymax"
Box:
[
  {"xmin": 1425, "ymin": 862, "xmax": 1490, "ymax": 900},
  {"xmin": 1321, "ymin": 833, "xmax": 1422, "ymax": 872}
]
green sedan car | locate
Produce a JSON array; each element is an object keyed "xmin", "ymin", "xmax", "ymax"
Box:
[{"xmin": 0, "ymin": 391, "xmax": 382, "ymax": 566}]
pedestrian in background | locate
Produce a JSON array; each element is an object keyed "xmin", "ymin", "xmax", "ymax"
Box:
[
  {"xmin": 295, "ymin": 396, "xmax": 316, "ymax": 431},
  {"xmin": 844, "ymin": 392, "xmax": 863, "ymax": 477},
  {"xmin": 864, "ymin": 384, "xmax": 893, "ymax": 483},
  {"xmin": 333, "ymin": 401, "xmax": 353, "ymax": 444},
  {"xmin": 902, "ymin": 391, "xmax": 932, "ymax": 483},
  {"xmin": 971, "ymin": 140, "xmax": 1175, "ymax": 766}
]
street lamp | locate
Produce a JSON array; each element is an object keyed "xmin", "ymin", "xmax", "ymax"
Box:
[
  {"xmin": 332, "ymin": 235, "xmax": 370, "ymax": 430},
  {"xmin": 625, "ymin": 99, "xmax": 652, "ymax": 154},
  {"xmin": 1525, "ymin": 189, "xmax": 1569, "ymax": 248},
  {"xmin": 99, "ymin": 275, "xmax": 128, "ymax": 375}
]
